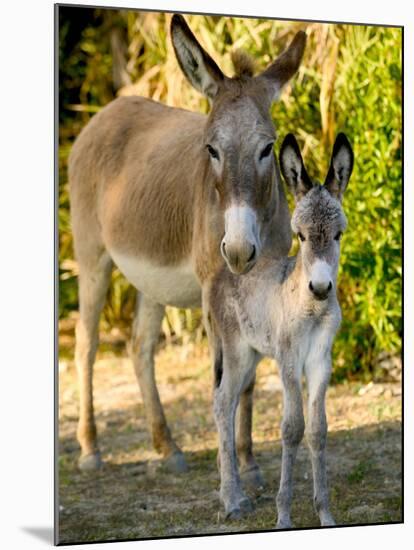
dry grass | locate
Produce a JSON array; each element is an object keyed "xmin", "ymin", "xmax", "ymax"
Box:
[{"xmin": 58, "ymin": 336, "xmax": 402, "ymax": 544}]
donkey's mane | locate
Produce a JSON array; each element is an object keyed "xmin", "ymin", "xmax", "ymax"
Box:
[{"xmin": 231, "ymin": 50, "xmax": 256, "ymax": 79}]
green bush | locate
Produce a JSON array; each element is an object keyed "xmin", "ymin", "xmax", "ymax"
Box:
[{"xmin": 58, "ymin": 8, "xmax": 402, "ymax": 381}]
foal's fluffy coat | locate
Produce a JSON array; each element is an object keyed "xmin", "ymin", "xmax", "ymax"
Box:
[{"xmin": 209, "ymin": 133, "xmax": 354, "ymax": 526}]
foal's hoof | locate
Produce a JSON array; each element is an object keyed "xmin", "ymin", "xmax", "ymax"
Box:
[
  {"xmin": 276, "ymin": 518, "xmax": 293, "ymax": 530},
  {"xmin": 320, "ymin": 513, "xmax": 336, "ymax": 527},
  {"xmin": 240, "ymin": 466, "xmax": 265, "ymax": 493},
  {"xmin": 164, "ymin": 451, "xmax": 188, "ymax": 474},
  {"xmin": 78, "ymin": 452, "xmax": 103, "ymax": 471},
  {"xmin": 219, "ymin": 497, "xmax": 254, "ymax": 522},
  {"xmin": 239, "ymin": 496, "xmax": 255, "ymax": 514}
]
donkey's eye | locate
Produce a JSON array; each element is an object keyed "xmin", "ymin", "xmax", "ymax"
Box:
[
  {"xmin": 259, "ymin": 142, "xmax": 274, "ymax": 160},
  {"xmin": 334, "ymin": 231, "xmax": 342, "ymax": 241},
  {"xmin": 206, "ymin": 144, "xmax": 220, "ymax": 160},
  {"xmin": 298, "ymin": 232, "xmax": 306, "ymax": 242}
]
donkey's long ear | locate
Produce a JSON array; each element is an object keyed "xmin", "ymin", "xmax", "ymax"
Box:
[
  {"xmin": 257, "ymin": 31, "xmax": 306, "ymax": 102},
  {"xmin": 324, "ymin": 133, "xmax": 354, "ymax": 201},
  {"xmin": 171, "ymin": 14, "xmax": 225, "ymax": 100},
  {"xmin": 279, "ymin": 134, "xmax": 313, "ymax": 201}
]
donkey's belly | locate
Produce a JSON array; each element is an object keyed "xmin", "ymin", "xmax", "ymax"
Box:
[{"xmin": 109, "ymin": 250, "xmax": 202, "ymax": 308}]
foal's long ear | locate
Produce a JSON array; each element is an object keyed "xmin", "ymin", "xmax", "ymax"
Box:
[
  {"xmin": 324, "ymin": 133, "xmax": 354, "ymax": 201},
  {"xmin": 171, "ymin": 14, "xmax": 225, "ymax": 100},
  {"xmin": 279, "ymin": 134, "xmax": 313, "ymax": 201},
  {"xmin": 257, "ymin": 31, "xmax": 306, "ymax": 102}
]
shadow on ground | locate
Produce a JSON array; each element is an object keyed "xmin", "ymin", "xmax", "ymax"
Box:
[
  {"xmin": 58, "ymin": 344, "xmax": 402, "ymax": 544},
  {"xmin": 58, "ymin": 413, "xmax": 402, "ymax": 544}
]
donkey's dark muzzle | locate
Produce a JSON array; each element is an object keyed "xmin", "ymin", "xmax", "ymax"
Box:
[{"xmin": 221, "ymin": 241, "xmax": 257, "ymax": 275}]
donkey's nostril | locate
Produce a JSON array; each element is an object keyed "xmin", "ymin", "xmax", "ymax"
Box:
[
  {"xmin": 309, "ymin": 281, "xmax": 314, "ymax": 292},
  {"xmin": 247, "ymin": 245, "xmax": 256, "ymax": 263},
  {"xmin": 327, "ymin": 281, "xmax": 333, "ymax": 292}
]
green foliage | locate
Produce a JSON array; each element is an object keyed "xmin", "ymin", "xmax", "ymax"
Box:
[{"xmin": 58, "ymin": 8, "xmax": 402, "ymax": 381}]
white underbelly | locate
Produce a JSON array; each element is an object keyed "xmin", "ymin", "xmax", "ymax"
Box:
[{"xmin": 109, "ymin": 250, "xmax": 202, "ymax": 308}]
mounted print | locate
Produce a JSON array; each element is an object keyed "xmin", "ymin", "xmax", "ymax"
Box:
[{"xmin": 56, "ymin": 3, "xmax": 403, "ymax": 545}]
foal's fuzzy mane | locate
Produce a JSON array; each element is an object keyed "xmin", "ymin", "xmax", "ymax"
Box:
[{"xmin": 292, "ymin": 185, "xmax": 347, "ymax": 232}]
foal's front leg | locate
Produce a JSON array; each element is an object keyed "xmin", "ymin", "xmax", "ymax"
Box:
[
  {"xmin": 276, "ymin": 363, "xmax": 305, "ymax": 529},
  {"xmin": 305, "ymin": 356, "xmax": 335, "ymax": 526},
  {"xmin": 236, "ymin": 366, "xmax": 265, "ymax": 492},
  {"xmin": 214, "ymin": 343, "xmax": 255, "ymax": 519}
]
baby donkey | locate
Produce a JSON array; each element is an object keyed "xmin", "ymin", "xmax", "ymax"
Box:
[{"xmin": 208, "ymin": 133, "xmax": 354, "ymax": 527}]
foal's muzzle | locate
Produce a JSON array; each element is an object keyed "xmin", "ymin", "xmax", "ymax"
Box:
[
  {"xmin": 308, "ymin": 259, "xmax": 334, "ymax": 301},
  {"xmin": 309, "ymin": 280, "xmax": 332, "ymax": 301}
]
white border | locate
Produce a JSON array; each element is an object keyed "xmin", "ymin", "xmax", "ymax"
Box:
[{"xmin": 0, "ymin": 0, "xmax": 410, "ymax": 548}]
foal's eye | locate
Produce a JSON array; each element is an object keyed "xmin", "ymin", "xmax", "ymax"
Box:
[
  {"xmin": 206, "ymin": 144, "xmax": 220, "ymax": 160},
  {"xmin": 259, "ymin": 142, "xmax": 274, "ymax": 160},
  {"xmin": 298, "ymin": 232, "xmax": 306, "ymax": 242},
  {"xmin": 334, "ymin": 231, "xmax": 342, "ymax": 241}
]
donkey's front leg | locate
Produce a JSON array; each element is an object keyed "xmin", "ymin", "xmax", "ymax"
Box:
[
  {"xmin": 214, "ymin": 344, "xmax": 255, "ymax": 519},
  {"xmin": 276, "ymin": 365, "xmax": 305, "ymax": 529},
  {"xmin": 305, "ymin": 358, "xmax": 335, "ymax": 526},
  {"xmin": 129, "ymin": 292, "xmax": 187, "ymax": 473}
]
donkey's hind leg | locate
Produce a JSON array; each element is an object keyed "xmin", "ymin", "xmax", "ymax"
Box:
[
  {"xmin": 236, "ymin": 367, "xmax": 265, "ymax": 492},
  {"xmin": 75, "ymin": 251, "xmax": 113, "ymax": 471},
  {"xmin": 129, "ymin": 292, "xmax": 188, "ymax": 473}
]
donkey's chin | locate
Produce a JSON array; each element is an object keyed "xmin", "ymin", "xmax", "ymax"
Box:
[{"xmin": 225, "ymin": 258, "xmax": 257, "ymax": 276}]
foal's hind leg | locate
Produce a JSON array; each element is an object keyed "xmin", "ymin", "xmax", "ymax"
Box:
[
  {"xmin": 236, "ymin": 368, "xmax": 265, "ymax": 492},
  {"xmin": 75, "ymin": 251, "xmax": 113, "ymax": 471},
  {"xmin": 129, "ymin": 292, "xmax": 187, "ymax": 473}
]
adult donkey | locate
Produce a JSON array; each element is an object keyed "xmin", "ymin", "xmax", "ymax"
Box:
[{"xmin": 69, "ymin": 14, "xmax": 306, "ymax": 479}]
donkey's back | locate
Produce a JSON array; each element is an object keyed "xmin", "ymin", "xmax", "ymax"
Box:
[{"xmin": 69, "ymin": 95, "xmax": 207, "ymax": 274}]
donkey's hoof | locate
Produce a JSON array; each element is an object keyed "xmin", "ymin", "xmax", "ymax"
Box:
[
  {"xmin": 241, "ymin": 466, "xmax": 265, "ymax": 493},
  {"xmin": 164, "ymin": 451, "xmax": 188, "ymax": 474},
  {"xmin": 78, "ymin": 452, "xmax": 103, "ymax": 471}
]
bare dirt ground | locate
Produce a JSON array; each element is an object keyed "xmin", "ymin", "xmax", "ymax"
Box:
[{"xmin": 58, "ymin": 338, "xmax": 402, "ymax": 544}]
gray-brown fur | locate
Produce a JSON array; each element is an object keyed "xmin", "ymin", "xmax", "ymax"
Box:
[
  {"xmin": 208, "ymin": 133, "xmax": 354, "ymax": 524},
  {"xmin": 231, "ymin": 50, "xmax": 256, "ymax": 78},
  {"xmin": 69, "ymin": 14, "xmax": 306, "ymax": 474}
]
